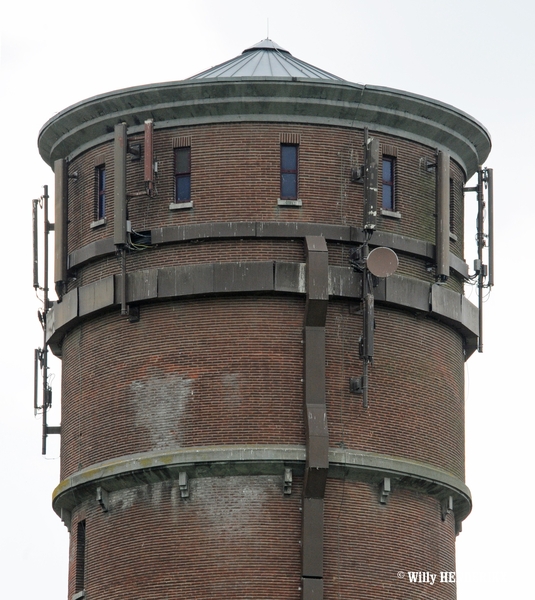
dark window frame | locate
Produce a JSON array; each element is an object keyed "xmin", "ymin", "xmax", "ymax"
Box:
[
  {"xmin": 96, "ymin": 165, "xmax": 106, "ymax": 220},
  {"xmin": 75, "ymin": 520, "xmax": 86, "ymax": 593},
  {"xmin": 449, "ymin": 177, "xmax": 456, "ymax": 236},
  {"xmin": 382, "ymin": 155, "xmax": 395, "ymax": 211},
  {"xmin": 280, "ymin": 144, "xmax": 298, "ymax": 200},
  {"xmin": 174, "ymin": 147, "xmax": 191, "ymax": 202}
]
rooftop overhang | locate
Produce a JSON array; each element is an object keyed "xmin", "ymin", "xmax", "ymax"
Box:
[{"xmin": 38, "ymin": 77, "xmax": 491, "ymax": 178}]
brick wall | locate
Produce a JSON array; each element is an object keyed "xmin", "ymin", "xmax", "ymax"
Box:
[
  {"xmin": 68, "ymin": 475, "xmax": 302, "ymax": 599},
  {"xmin": 58, "ymin": 119, "xmax": 468, "ymax": 599},
  {"xmin": 67, "ymin": 476, "xmax": 456, "ymax": 599},
  {"xmin": 66, "ymin": 123, "xmax": 466, "ymax": 260},
  {"xmin": 61, "ymin": 295, "xmax": 464, "ymax": 481}
]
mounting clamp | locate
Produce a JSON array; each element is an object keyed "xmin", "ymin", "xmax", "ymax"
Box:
[
  {"xmin": 349, "ymin": 377, "xmax": 363, "ymax": 394},
  {"xmin": 441, "ymin": 495, "xmax": 454, "ymax": 521},
  {"xmin": 284, "ymin": 468, "xmax": 293, "ymax": 495},
  {"xmin": 179, "ymin": 471, "xmax": 189, "ymax": 499},
  {"xmin": 379, "ymin": 477, "xmax": 391, "ymax": 504},
  {"xmin": 97, "ymin": 486, "xmax": 109, "ymax": 512}
]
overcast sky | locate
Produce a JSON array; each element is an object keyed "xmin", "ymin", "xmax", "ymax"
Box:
[{"xmin": 1, "ymin": 1, "xmax": 532, "ymax": 598}]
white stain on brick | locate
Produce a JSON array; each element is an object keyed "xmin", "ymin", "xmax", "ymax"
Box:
[{"xmin": 130, "ymin": 374, "xmax": 193, "ymax": 450}]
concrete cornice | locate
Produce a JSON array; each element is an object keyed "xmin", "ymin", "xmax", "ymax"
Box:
[
  {"xmin": 52, "ymin": 444, "xmax": 471, "ymax": 529},
  {"xmin": 38, "ymin": 78, "xmax": 490, "ymax": 177},
  {"xmin": 46, "ymin": 260, "xmax": 478, "ymax": 357},
  {"xmin": 68, "ymin": 221, "xmax": 469, "ymax": 279}
]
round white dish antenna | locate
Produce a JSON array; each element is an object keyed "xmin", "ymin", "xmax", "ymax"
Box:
[{"xmin": 367, "ymin": 247, "xmax": 399, "ymax": 278}]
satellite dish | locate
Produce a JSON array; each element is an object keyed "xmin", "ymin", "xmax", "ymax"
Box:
[{"xmin": 367, "ymin": 247, "xmax": 399, "ymax": 278}]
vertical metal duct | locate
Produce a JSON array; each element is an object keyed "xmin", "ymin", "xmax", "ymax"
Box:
[
  {"xmin": 144, "ymin": 119, "xmax": 154, "ymax": 195},
  {"xmin": 436, "ymin": 150, "xmax": 450, "ymax": 280},
  {"xmin": 114, "ymin": 123, "xmax": 128, "ymax": 246},
  {"xmin": 302, "ymin": 236, "xmax": 329, "ymax": 600},
  {"xmin": 54, "ymin": 158, "xmax": 68, "ymax": 296}
]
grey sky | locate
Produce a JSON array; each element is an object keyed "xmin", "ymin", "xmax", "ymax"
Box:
[{"xmin": 1, "ymin": 1, "xmax": 531, "ymax": 598}]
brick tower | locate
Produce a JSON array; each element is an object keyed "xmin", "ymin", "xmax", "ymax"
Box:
[{"xmin": 37, "ymin": 40, "xmax": 492, "ymax": 599}]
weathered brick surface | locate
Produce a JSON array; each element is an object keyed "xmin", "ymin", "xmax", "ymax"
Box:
[
  {"xmin": 60, "ymin": 297, "xmax": 306, "ymax": 479},
  {"xmin": 326, "ymin": 301, "xmax": 465, "ymax": 479},
  {"xmin": 61, "ymin": 296, "xmax": 464, "ymax": 480},
  {"xmin": 68, "ymin": 476, "xmax": 303, "ymax": 599},
  {"xmin": 67, "ymin": 477, "xmax": 456, "ymax": 599},
  {"xmin": 66, "ymin": 123, "xmax": 466, "ymax": 284},
  {"xmin": 324, "ymin": 480, "xmax": 456, "ymax": 600},
  {"xmin": 58, "ymin": 118, "xmax": 468, "ymax": 599}
]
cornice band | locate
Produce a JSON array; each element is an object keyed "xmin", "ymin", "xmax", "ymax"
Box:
[{"xmin": 52, "ymin": 445, "xmax": 471, "ymax": 529}]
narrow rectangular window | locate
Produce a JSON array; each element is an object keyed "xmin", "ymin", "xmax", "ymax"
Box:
[
  {"xmin": 449, "ymin": 177, "xmax": 455, "ymax": 235},
  {"xmin": 174, "ymin": 147, "xmax": 191, "ymax": 202},
  {"xmin": 382, "ymin": 156, "xmax": 395, "ymax": 211},
  {"xmin": 96, "ymin": 165, "xmax": 106, "ymax": 220},
  {"xmin": 281, "ymin": 144, "xmax": 298, "ymax": 199},
  {"xmin": 75, "ymin": 520, "xmax": 86, "ymax": 593}
]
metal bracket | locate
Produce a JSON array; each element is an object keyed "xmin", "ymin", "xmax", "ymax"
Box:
[
  {"xmin": 441, "ymin": 495, "xmax": 454, "ymax": 521},
  {"xmin": 350, "ymin": 165, "xmax": 364, "ymax": 183},
  {"xmin": 179, "ymin": 471, "xmax": 189, "ymax": 499},
  {"xmin": 349, "ymin": 246, "xmax": 365, "ymax": 272},
  {"xmin": 97, "ymin": 486, "xmax": 109, "ymax": 512},
  {"xmin": 128, "ymin": 305, "xmax": 140, "ymax": 323},
  {"xmin": 425, "ymin": 158, "xmax": 437, "ymax": 172},
  {"xmin": 284, "ymin": 468, "xmax": 293, "ymax": 495},
  {"xmin": 349, "ymin": 377, "xmax": 363, "ymax": 395},
  {"xmin": 128, "ymin": 143, "xmax": 141, "ymax": 161},
  {"xmin": 379, "ymin": 477, "xmax": 391, "ymax": 504}
]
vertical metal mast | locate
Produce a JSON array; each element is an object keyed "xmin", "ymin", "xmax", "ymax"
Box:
[
  {"xmin": 476, "ymin": 169, "xmax": 485, "ymax": 353},
  {"xmin": 42, "ymin": 185, "xmax": 53, "ymax": 454},
  {"xmin": 33, "ymin": 185, "xmax": 58, "ymax": 454},
  {"xmin": 361, "ymin": 128, "xmax": 378, "ymax": 408}
]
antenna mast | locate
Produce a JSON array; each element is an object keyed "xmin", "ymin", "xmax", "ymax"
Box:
[
  {"xmin": 32, "ymin": 185, "xmax": 61, "ymax": 454},
  {"xmin": 464, "ymin": 166, "xmax": 494, "ymax": 353}
]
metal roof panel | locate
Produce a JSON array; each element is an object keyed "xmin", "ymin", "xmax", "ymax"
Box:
[{"xmin": 189, "ymin": 39, "xmax": 345, "ymax": 81}]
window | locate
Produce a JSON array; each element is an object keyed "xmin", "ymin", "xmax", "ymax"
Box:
[
  {"xmin": 75, "ymin": 520, "xmax": 86, "ymax": 593},
  {"xmin": 174, "ymin": 147, "xmax": 191, "ymax": 202},
  {"xmin": 96, "ymin": 165, "xmax": 106, "ymax": 220},
  {"xmin": 449, "ymin": 177, "xmax": 455, "ymax": 236},
  {"xmin": 382, "ymin": 156, "xmax": 395, "ymax": 211},
  {"xmin": 280, "ymin": 144, "xmax": 298, "ymax": 199}
]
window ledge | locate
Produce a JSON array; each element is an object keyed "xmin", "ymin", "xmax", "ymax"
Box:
[
  {"xmin": 90, "ymin": 218, "xmax": 107, "ymax": 229},
  {"xmin": 277, "ymin": 198, "xmax": 302, "ymax": 207},
  {"xmin": 449, "ymin": 232, "xmax": 458, "ymax": 242},
  {"xmin": 72, "ymin": 591, "xmax": 86, "ymax": 600},
  {"xmin": 169, "ymin": 201, "xmax": 193, "ymax": 211},
  {"xmin": 381, "ymin": 209, "xmax": 401, "ymax": 219}
]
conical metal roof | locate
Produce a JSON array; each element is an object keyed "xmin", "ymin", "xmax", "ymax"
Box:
[
  {"xmin": 38, "ymin": 39, "xmax": 491, "ymax": 178},
  {"xmin": 189, "ymin": 39, "xmax": 345, "ymax": 81}
]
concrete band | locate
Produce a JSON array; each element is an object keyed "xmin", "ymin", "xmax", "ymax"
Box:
[
  {"xmin": 52, "ymin": 445, "xmax": 471, "ymax": 528},
  {"xmin": 38, "ymin": 80, "xmax": 491, "ymax": 177},
  {"xmin": 46, "ymin": 261, "xmax": 479, "ymax": 357},
  {"xmin": 68, "ymin": 221, "xmax": 469, "ymax": 279}
]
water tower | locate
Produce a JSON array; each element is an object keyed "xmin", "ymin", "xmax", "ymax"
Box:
[{"xmin": 34, "ymin": 40, "xmax": 493, "ymax": 599}]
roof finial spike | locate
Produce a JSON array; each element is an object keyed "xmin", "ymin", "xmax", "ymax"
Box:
[{"xmin": 267, "ymin": 18, "xmax": 269, "ymax": 40}]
